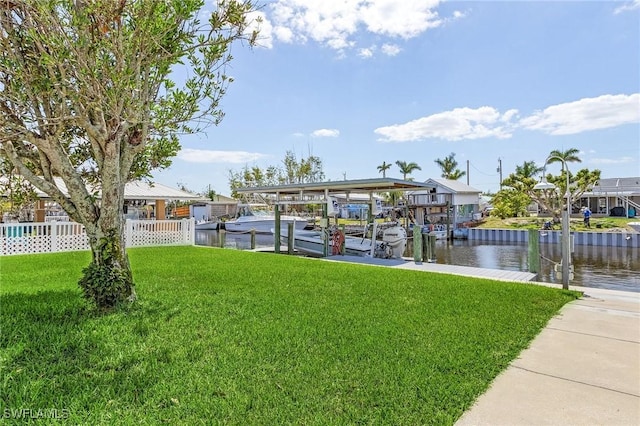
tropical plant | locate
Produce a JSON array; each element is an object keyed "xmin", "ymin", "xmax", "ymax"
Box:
[
  {"xmin": 529, "ymin": 150, "xmax": 599, "ymax": 218},
  {"xmin": 377, "ymin": 161, "xmax": 392, "ymax": 178},
  {"xmin": 0, "ymin": 0, "xmax": 258, "ymax": 309},
  {"xmin": 228, "ymin": 151, "xmax": 325, "ymax": 198},
  {"xmin": 434, "ymin": 153, "xmax": 466, "ymax": 180},
  {"xmin": 395, "ymin": 161, "xmax": 421, "ymax": 180},
  {"xmin": 547, "ymin": 148, "xmax": 582, "ymax": 166},
  {"xmin": 490, "ymin": 189, "xmax": 532, "ymax": 218}
]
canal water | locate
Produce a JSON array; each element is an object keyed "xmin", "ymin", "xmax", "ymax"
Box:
[{"xmin": 195, "ymin": 231, "xmax": 639, "ymax": 293}]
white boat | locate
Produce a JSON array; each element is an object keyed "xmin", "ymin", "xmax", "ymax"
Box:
[
  {"xmin": 195, "ymin": 219, "xmax": 219, "ymax": 230},
  {"xmin": 421, "ymin": 224, "xmax": 448, "ymax": 240},
  {"xmin": 224, "ymin": 204, "xmax": 309, "ymax": 234},
  {"xmin": 280, "ymin": 222, "xmax": 407, "ymax": 258}
]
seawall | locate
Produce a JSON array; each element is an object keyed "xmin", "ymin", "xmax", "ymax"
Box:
[{"xmin": 469, "ymin": 228, "xmax": 639, "ymax": 248}]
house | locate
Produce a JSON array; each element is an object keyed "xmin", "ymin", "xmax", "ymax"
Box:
[
  {"xmin": 188, "ymin": 194, "xmax": 239, "ymax": 221},
  {"xmin": 1, "ymin": 177, "xmax": 204, "ymax": 222},
  {"xmin": 583, "ymin": 177, "xmax": 640, "ymax": 217},
  {"xmin": 406, "ymin": 179, "xmax": 482, "ymax": 227}
]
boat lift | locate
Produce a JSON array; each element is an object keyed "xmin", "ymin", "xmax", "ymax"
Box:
[{"xmin": 235, "ymin": 178, "xmax": 436, "ymax": 256}]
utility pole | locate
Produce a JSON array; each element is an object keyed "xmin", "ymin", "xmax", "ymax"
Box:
[
  {"xmin": 466, "ymin": 160, "xmax": 469, "ymax": 185},
  {"xmin": 497, "ymin": 158, "xmax": 503, "ymax": 190}
]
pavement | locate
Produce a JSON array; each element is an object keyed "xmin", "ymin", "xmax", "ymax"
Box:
[{"xmin": 456, "ymin": 286, "xmax": 640, "ymax": 425}]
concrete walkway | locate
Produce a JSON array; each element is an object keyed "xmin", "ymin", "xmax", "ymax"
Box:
[{"xmin": 456, "ymin": 286, "xmax": 640, "ymax": 425}]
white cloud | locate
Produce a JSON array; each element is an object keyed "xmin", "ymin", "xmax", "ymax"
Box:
[
  {"xmin": 178, "ymin": 149, "xmax": 268, "ymax": 163},
  {"xmin": 614, "ymin": 0, "xmax": 640, "ymax": 14},
  {"xmin": 311, "ymin": 129, "xmax": 340, "ymax": 138},
  {"xmin": 358, "ymin": 46, "xmax": 375, "ymax": 58},
  {"xmin": 590, "ymin": 156, "xmax": 636, "ymax": 165},
  {"xmin": 519, "ymin": 94, "xmax": 640, "ymax": 135},
  {"xmin": 263, "ymin": 0, "xmax": 448, "ymax": 55},
  {"xmin": 381, "ymin": 43, "xmax": 401, "ymax": 56},
  {"xmin": 375, "ymin": 107, "xmax": 516, "ymax": 142},
  {"xmin": 452, "ymin": 10, "xmax": 467, "ymax": 20}
]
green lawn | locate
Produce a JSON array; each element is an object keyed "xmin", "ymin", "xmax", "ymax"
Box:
[{"xmin": 0, "ymin": 247, "xmax": 578, "ymax": 425}]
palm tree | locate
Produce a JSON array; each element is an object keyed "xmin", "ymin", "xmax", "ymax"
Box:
[
  {"xmin": 547, "ymin": 148, "xmax": 582, "ymax": 165},
  {"xmin": 395, "ymin": 160, "xmax": 421, "ymax": 180},
  {"xmin": 434, "ymin": 153, "xmax": 466, "ymax": 180},
  {"xmin": 515, "ymin": 160, "xmax": 544, "ymax": 179},
  {"xmin": 377, "ymin": 161, "xmax": 392, "ymax": 178}
]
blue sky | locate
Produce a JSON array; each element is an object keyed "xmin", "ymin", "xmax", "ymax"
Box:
[{"xmin": 155, "ymin": 0, "xmax": 640, "ymax": 195}]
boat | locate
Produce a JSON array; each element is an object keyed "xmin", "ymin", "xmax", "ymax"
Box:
[
  {"xmin": 195, "ymin": 218, "xmax": 219, "ymax": 230},
  {"xmin": 421, "ymin": 223, "xmax": 448, "ymax": 240},
  {"xmin": 223, "ymin": 204, "xmax": 309, "ymax": 234},
  {"xmin": 280, "ymin": 222, "xmax": 407, "ymax": 258}
]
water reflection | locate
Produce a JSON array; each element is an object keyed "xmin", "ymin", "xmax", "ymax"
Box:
[
  {"xmin": 195, "ymin": 230, "xmax": 639, "ymax": 293},
  {"xmin": 432, "ymin": 240, "xmax": 639, "ymax": 293},
  {"xmin": 196, "ymin": 230, "xmax": 276, "ymax": 250}
]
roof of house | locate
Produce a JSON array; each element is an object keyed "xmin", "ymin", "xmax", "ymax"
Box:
[
  {"xmin": 14, "ymin": 177, "xmax": 203, "ymax": 201},
  {"xmin": 123, "ymin": 181, "xmax": 204, "ymax": 200},
  {"xmin": 423, "ymin": 178, "xmax": 482, "ymax": 194},
  {"xmin": 592, "ymin": 177, "xmax": 640, "ymax": 194}
]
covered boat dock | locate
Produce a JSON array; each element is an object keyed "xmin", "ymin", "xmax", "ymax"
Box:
[{"xmin": 235, "ymin": 178, "xmax": 436, "ymax": 255}]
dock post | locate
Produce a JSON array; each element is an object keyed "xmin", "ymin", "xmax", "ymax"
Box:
[
  {"xmin": 219, "ymin": 229, "xmax": 226, "ymax": 248},
  {"xmin": 528, "ymin": 229, "xmax": 540, "ymax": 274},
  {"xmin": 287, "ymin": 222, "xmax": 294, "ymax": 255},
  {"xmin": 250, "ymin": 229, "xmax": 256, "ymax": 250},
  {"xmin": 422, "ymin": 233, "xmax": 436, "ymax": 262},
  {"xmin": 274, "ymin": 205, "xmax": 281, "ymax": 254},
  {"xmin": 339, "ymin": 224, "xmax": 345, "ymax": 255},
  {"xmin": 413, "ymin": 226, "xmax": 422, "ymax": 263}
]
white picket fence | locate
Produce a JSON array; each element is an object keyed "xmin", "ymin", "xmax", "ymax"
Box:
[{"xmin": 0, "ymin": 218, "xmax": 195, "ymax": 256}]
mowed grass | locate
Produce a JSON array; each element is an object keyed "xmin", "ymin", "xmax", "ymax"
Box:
[{"xmin": 0, "ymin": 247, "xmax": 579, "ymax": 425}]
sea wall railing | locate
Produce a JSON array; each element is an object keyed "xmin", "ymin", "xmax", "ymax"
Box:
[
  {"xmin": 0, "ymin": 218, "xmax": 195, "ymax": 256},
  {"xmin": 469, "ymin": 228, "xmax": 639, "ymax": 248}
]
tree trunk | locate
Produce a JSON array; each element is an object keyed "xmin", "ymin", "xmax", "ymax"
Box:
[
  {"xmin": 80, "ymin": 217, "xmax": 136, "ymax": 310},
  {"xmin": 78, "ymin": 170, "xmax": 136, "ymax": 309}
]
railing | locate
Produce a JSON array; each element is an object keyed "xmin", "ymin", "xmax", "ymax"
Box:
[
  {"xmin": 1, "ymin": 218, "xmax": 195, "ymax": 256},
  {"xmin": 619, "ymin": 195, "xmax": 640, "ymax": 213},
  {"xmin": 408, "ymin": 193, "xmax": 450, "ymax": 206}
]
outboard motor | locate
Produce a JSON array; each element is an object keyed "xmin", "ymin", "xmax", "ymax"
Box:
[{"xmin": 381, "ymin": 225, "xmax": 407, "ymax": 258}]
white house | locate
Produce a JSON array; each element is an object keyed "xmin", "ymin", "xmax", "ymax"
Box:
[{"xmin": 406, "ymin": 178, "xmax": 482, "ymax": 227}]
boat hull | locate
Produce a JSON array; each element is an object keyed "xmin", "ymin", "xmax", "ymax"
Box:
[
  {"xmin": 195, "ymin": 221, "xmax": 219, "ymax": 231},
  {"xmin": 281, "ymin": 225, "xmax": 406, "ymax": 258},
  {"xmin": 280, "ymin": 230, "xmax": 375, "ymax": 257}
]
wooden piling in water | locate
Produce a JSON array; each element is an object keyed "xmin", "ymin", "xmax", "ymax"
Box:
[
  {"xmin": 287, "ymin": 223, "xmax": 294, "ymax": 255},
  {"xmin": 413, "ymin": 228, "xmax": 422, "ymax": 263},
  {"xmin": 422, "ymin": 233, "xmax": 436, "ymax": 262},
  {"xmin": 528, "ymin": 229, "xmax": 540, "ymax": 274}
]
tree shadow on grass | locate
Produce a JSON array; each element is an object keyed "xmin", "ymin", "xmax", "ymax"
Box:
[{"xmin": 0, "ymin": 290, "xmax": 171, "ymax": 418}]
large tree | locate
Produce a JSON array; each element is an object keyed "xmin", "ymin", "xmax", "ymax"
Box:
[
  {"xmin": 0, "ymin": 0, "xmax": 257, "ymax": 309},
  {"xmin": 495, "ymin": 153, "xmax": 600, "ymax": 219},
  {"xmin": 434, "ymin": 152, "xmax": 465, "ymax": 180},
  {"xmin": 395, "ymin": 160, "xmax": 421, "ymax": 180}
]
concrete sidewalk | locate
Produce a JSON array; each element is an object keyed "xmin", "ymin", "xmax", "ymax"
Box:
[{"xmin": 456, "ymin": 286, "xmax": 640, "ymax": 425}]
